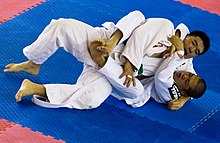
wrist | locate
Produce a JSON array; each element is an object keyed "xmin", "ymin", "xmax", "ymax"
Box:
[{"xmin": 108, "ymin": 29, "xmax": 122, "ymax": 44}]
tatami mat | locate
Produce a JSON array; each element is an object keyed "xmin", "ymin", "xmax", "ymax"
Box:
[{"xmin": 0, "ymin": 0, "xmax": 219, "ymax": 142}]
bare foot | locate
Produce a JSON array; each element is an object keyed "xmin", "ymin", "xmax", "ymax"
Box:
[
  {"xmin": 4, "ymin": 60, "xmax": 40, "ymax": 75},
  {"xmin": 88, "ymin": 39, "xmax": 108, "ymax": 67},
  {"xmin": 15, "ymin": 79, "xmax": 35, "ymax": 102}
]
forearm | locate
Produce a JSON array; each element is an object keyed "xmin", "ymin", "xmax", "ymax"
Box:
[
  {"xmin": 155, "ymin": 52, "xmax": 180, "ymax": 82},
  {"xmin": 105, "ymin": 29, "xmax": 123, "ymax": 52},
  {"xmin": 124, "ymin": 57, "xmax": 137, "ymax": 72},
  {"xmin": 154, "ymin": 53, "xmax": 186, "ymax": 104}
]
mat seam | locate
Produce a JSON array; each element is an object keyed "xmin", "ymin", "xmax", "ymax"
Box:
[{"xmin": 188, "ymin": 105, "xmax": 219, "ymax": 133}]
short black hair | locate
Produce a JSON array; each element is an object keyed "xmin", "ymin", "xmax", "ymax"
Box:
[
  {"xmin": 188, "ymin": 78, "xmax": 207, "ymax": 98},
  {"xmin": 188, "ymin": 31, "xmax": 210, "ymax": 55}
]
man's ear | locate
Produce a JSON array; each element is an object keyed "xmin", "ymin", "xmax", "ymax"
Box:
[{"xmin": 180, "ymin": 90, "xmax": 188, "ymax": 97}]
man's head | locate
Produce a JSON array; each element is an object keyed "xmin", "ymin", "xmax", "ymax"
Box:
[
  {"xmin": 173, "ymin": 71, "xmax": 206, "ymax": 98},
  {"xmin": 183, "ymin": 31, "xmax": 210, "ymax": 59}
]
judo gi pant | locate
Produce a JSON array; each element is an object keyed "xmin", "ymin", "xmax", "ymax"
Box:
[{"xmin": 24, "ymin": 18, "xmax": 143, "ymax": 109}]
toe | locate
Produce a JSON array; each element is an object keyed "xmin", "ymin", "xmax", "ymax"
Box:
[
  {"xmin": 4, "ymin": 64, "xmax": 14, "ymax": 72},
  {"xmin": 5, "ymin": 63, "xmax": 13, "ymax": 68},
  {"xmin": 15, "ymin": 91, "xmax": 22, "ymax": 102}
]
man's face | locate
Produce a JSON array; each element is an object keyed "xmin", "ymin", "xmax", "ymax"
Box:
[
  {"xmin": 173, "ymin": 71, "xmax": 200, "ymax": 92},
  {"xmin": 183, "ymin": 35, "xmax": 204, "ymax": 59}
]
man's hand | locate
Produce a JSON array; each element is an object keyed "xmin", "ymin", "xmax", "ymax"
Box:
[
  {"xmin": 168, "ymin": 35, "xmax": 184, "ymax": 51},
  {"xmin": 96, "ymin": 29, "xmax": 123, "ymax": 55},
  {"xmin": 88, "ymin": 39, "xmax": 107, "ymax": 67},
  {"xmin": 162, "ymin": 45, "xmax": 176, "ymax": 58},
  {"xmin": 167, "ymin": 99, "xmax": 183, "ymax": 110},
  {"xmin": 167, "ymin": 96, "xmax": 190, "ymax": 110},
  {"xmin": 119, "ymin": 59, "xmax": 136, "ymax": 87},
  {"xmin": 96, "ymin": 39, "xmax": 116, "ymax": 55},
  {"xmin": 162, "ymin": 35, "xmax": 184, "ymax": 58}
]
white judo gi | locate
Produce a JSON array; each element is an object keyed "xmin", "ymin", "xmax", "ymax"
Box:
[
  {"xmin": 25, "ymin": 11, "xmax": 145, "ymax": 109},
  {"xmin": 106, "ymin": 18, "xmax": 196, "ymax": 107},
  {"xmin": 121, "ymin": 18, "xmax": 195, "ymax": 76}
]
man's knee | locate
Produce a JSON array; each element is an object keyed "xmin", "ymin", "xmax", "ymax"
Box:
[
  {"xmin": 122, "ymin": 79, "xmax": 144, "ymax": 99},
  {"xmin": 49, "ymin": 18, "xmax": 65, "ymax": 27},
  {"xmin": 78, "ymin": 83, "xmax": 112, "ymax": 109}
]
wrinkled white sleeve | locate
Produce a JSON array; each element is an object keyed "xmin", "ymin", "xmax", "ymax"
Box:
[
  {"xmin": 175, "ymin": 23, "xmax": 190, "ymax": 40},
  {"xmin": 177, "ymin": 58, "xmax": 196, "ymax": 74},
  {"xmin": 185, "ymin": 58, "xmax": 196, "ymax": 74},
  {"xmin": 102, "ymin": 10, "xmax": 145, "ymax": 44},
  {"xmin": 120, "ymin": 24, "xmax": 145, "ymax": 70},
  {"xmin": 154, "ymin": 52, "xmax": 184, "ymax": 103}
]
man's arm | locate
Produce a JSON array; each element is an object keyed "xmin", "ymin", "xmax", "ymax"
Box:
[
  {"xmin": 119, "ymin": 58, "xmax": 137, "ymax": 87},
  {"xmin": 162, "ymin": 23, "xmax": 189, "ymax": 58},
  {"xmin": 96, "ymin": 29, "xmax": 123, "ymax": 54},
  {"xmin": 162, "ymin": 35, "xmax": 184, "ymax": 58},
  {"xmin": 153, "ymin": 51, "xmax": 185, "ymax": 104},
  {"xmin": 89, "ymin": 11, "xmax": 145, "ymax": 87}
]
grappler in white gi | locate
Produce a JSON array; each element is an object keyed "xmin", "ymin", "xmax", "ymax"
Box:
[{"xmin": 4, "ymin": 11, "xmax": 146, "ymax": 109}]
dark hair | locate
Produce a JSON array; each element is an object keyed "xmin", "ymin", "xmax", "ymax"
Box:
[
  {"xmin": 188, "ymin": 31, "xmax": 210, "ymax": 55},
  {"xmin": 188, "ymin": 78, "xmax": 207, "ymax": 98}
]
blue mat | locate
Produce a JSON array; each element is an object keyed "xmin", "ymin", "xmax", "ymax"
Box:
[{"xmin": 0, "ymin": 0, "xmax": 220, "ymax": 142}]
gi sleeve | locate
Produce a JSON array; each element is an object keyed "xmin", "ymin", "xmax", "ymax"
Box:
[
  {"xmin": 102, "ymin": 10, "xmax": 145, "ymax": 44},
  {"xmin": 154, "ymin": 52, "xmax": 184, "ymax": 103},
  {"xmin": 175, "ymin": 23, "xmax": 190, "ymax": 40},
  {"xmin": 176, "ymin": 58, "xmax": 196, "ymax": 75},
  {"xmin": 119, "ymin": 23, "xmax": 146, "ymax": 70}
]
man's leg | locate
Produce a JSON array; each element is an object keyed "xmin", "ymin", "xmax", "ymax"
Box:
[
  {"xmin": 16, "ymin": 65, "xmax": 112, "ymax": 110},
  {"xmin": 4, "ymin": 18, "xmax": 109, "ymax": 74}
]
